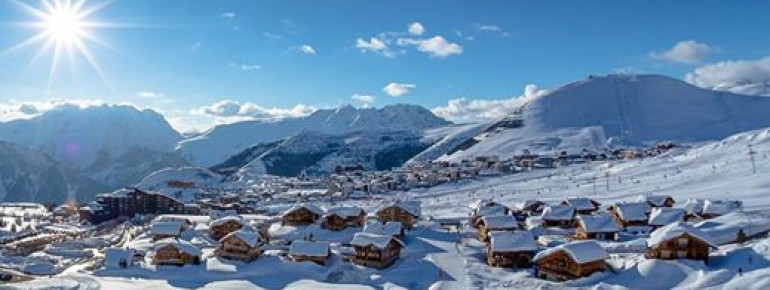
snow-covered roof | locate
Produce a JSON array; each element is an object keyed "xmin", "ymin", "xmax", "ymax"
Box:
[
  {"xmin": 323, "ymin": 206, "xmax": 364, "ymax": 219},
  {"xmin": 647, "ymin": 222, "xmax": 718, "ymax": 249},
  {"xmin": 210, "ymin": 215, "xmax": 244, "ymax": 227},
  {"xmin": 151, "ymin": 221, "xmax": 184, "ymax": 236},
  {"xmin": 289, "ymin": 240, "xmax": 329, "ymax": 257},
  {"xmin": 377, "ymin": 200, "xmax": 421, "ymax": 217},
  {"xmin": 648, "ymin": 208, "xmax": 685, "ymax": 227},
  {"xmin": 577, "ymin": 213, "xmax": 620, "ymax": 233},
  {"xmin": 222, "ymin": 229, "xmax": 261, "ymax": 247},
  {"xmin": 363, "ymin": 221, "xmax": 403, "ymax": 237},
  {"xmin": 683, "ymin": 198, "xmax": 705, "ymax": 215},
  {"xmin": 533, "ymin": 240, "xmax": 608, "ymax": 264},
  {"xmin": 489, "ymin": 231, "xmax": 537, "ymax": 252},
  {"xmin": 612, "ymin": 202, "xmax": 650, "ymax": 222},
  {"xmin": 350, "ymin": 233, "xmax": 404, "ymax": 249},
  {"xmin": 565, "ymin": 197, "xmax": 598, "ymax": 211},
  {"xmin": 154, "ymin": 238, "xmax": 202, "ymax": 256},
  {"xmin": 637, "ymin": 195, "xmax": 673, "ymax": 207},
  {"xmin": 702, "ymin": 199, "xmax": 741, "ymax": 216},
  {"xmin": 282, "ymin": 203, "xmax": 324, "ymax": 217},
  {"xmin": 540, "ymin": 205, "xmax": 575, "ymax": 221},
  {"xmin": 480, "ymin": 215, "xmax": 518, "ymax": 229}
]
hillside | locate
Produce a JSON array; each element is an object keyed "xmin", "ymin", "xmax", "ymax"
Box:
[
  {"xmin": 0, "ymin": 141, "xmax": 107, "ymax": 203},
  {"xmin": 177, "ymin": 104, "xmax": 450, "ymax": 167},
  {"xmin": 440, "ymin": 74, "xmax": 770, "ymax": 161}
]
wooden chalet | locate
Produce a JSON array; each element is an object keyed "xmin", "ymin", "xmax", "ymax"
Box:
[
  {"xmin": 645, "ymin": 222, "xmax": 718, "ymax": 263},
  {"xmin": 281, "ymin": 204, "xmax": 324, "ymax": 226},
  {"xmin": 540, "ymin": 205, "xmax": 576, "ymax": 228},
  {"xmin": 150, "ymin": 221, "xmax": 185, "ymax": 241},
  {"xmin": 562, "ymin": 198, "xmax": 601, "ymax": 215},
  {"xmin": 375, "ymin": 201, "xmax": 421, "ymax": 229},
  {"xmin": 477, "ymin": 215, "xmax": 519, "ymax": 242},
  {"xmin": 648, "ymin": 208, "xmax": 685, "ymax": 230},
  {"xmin": 350, "ymin": 233, "xmax": 404, "ymax": 269},
  {"xmin": 363, "ymin": 221, "xmax": 405, "ymax": 239},
  {"xmin": 321, "ymin": 206, "xmax": 366, "ymax": 231},
  {"xmin": 215, "ymin": 229, "xmax": 263, "ymax": 262},
  {"xmin": 151, "ymin": 238, "xmax": 202, "ymax": 266},
  {"xmin": 517, "ymin": 200, "xmax": 546, "ymax": 216},
  {"xmin": 637, "ymin": 195, "xmax": 675, "ymax": 208},
  {"xmin": 574, "ymin": 213, "xmax": 620, "ymax": 241},
  {"xmin": 209, "ymin": 216, "xmax": 244, "ymax": 240},
  {"xmin": 469, "ymin": 199, "xmax": 512, "ymax": 228},
  {"xmin": 607, "ymin": 202, "xmax": 650, "ymax": 229},
  {"xmin": 288, "ymin": 240, "xmax": 330, "ymax": 266},
  {"xmin": 486, "ymin": 231, "xmax": 537, "ymax": 268},
  {"xmin": 533, "ymin": 240, "xmax": 608, "ymax": 281}
]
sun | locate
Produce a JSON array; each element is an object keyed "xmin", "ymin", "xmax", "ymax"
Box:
[
  {"xmin": 43, "ymin": 3, "xmax": 86, "ymax": 45},
  {"xmin": 3, "ymin": 0, "xmax": 116, "ymax": 89}
]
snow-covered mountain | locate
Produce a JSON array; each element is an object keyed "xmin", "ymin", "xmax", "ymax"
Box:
[
  {"xmin": 177, "ymin": 104, "xmax": 450, "ymax": 167},
  {"xmin": 0, "ymin": 104, "xmax": 186, "ymax": 187},
  {"xmin": 435, "ymin": 74, "xmax": 770, "ymax": 161},
  {"xmin": 216, "ymin": 129, "xmax": 434, "ymax": 179},
  {"xmin": 0, "ymin": 141, "xmax": 107, "ymax": 203}
]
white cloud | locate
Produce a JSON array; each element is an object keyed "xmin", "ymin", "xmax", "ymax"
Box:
[
  {"xmin": 398, "ymin": 35, "xmax": 463, "ymax": 58},
  {"xmin": 685, "ymin": 56, "xmax": 770, "ymax": 96},
  {"xmin": 475, "ymin": 24, "xmax": 501, "ymax": 32},
  {"xmin": 297, "ymin": 44, "xmax": 317, "ymax": 55},
  {"xmin": 136, "ymin": 91, "xmax": 164, "ymax": 99},
  {"xmin": 650, "ymin": 40, "xmax": 714, "ymax": 64},
  {"xmin": 220, "ymin": 12, "xmax": 236, "ymax": 18},
  {"xmin": 355, "ymin": 36, "xmax": 396, "ymax": 58},
  {"xmin": 431, "ymin": 84, "xmax": 548, "ymax": 124},
  {"xmin": 0, "ymin": 99, "xmax": 107, "ymax": 121},
  {"xmin": 408, "ymin": 22, "xmax": 425, "ymax": 36},
  {"xmin": 230, "ymin": 63, "xmax": 261, "ymax": 72},
  {"xmin": 192, "ymin": 100, "xmax": 317, "ymax": 121},
  {"xmin": 263, "ymin": 32, "xmax": 282, "ymax": 40},
  {"xmin": 351, "ymin": 94, "xmax": 376, "ymax": 104},
  {"xmin": 383, "ymin": 82, "xmax": 416, "ymax": 97}
]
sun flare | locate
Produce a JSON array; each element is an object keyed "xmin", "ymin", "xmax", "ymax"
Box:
[{"xmin": 4, "ymin": 0, "xmax": 115, "ymax": 89}]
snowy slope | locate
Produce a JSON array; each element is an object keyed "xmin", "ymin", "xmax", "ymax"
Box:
[
  {"xmin": 177, "ymin": 104, "xmax": 450, "ymax": 167},
  {"xmin": 0, "ymin": 104, "xmax": 184, "ymax": 188},
  {"xmin": 228, "ymin": 130, "xmax": 432, "ymax": 178},
  {"xmin": 135, "ymin": 167, "xmax": 224, "ymax": 202},
  {"xmin": 0, "ymin": 141, "xmax": 107, "ymax": 203},
  {"xmin": 443, "ymin": 74, "xmax": 770, "ymax": 161}
]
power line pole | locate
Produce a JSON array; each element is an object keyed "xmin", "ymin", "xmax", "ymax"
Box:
[{"xmin": 748, "ymin": 144, "xmax": 757, "ymax": 174}]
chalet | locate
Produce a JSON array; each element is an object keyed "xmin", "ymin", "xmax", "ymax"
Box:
[
  {"xmin": 533, "ymin": 240, "xmax": 608, "ymax": 281},
  {"xmin": 486, "ymin": 231, "xmax": 537, "ymax": 268},
  {"xmin": 701, "ymin": 199, "xmax": 742, "ymax": 219},
  {"xmin": 516, "ymin": 200, "xmax": 547, "ymax": 216},
  {"xmin": 562, "ymin": 198, "xmax": 600, "ymax": 214},
  {"xmin": 321, "ymin": 206, "xmax": 366, "ymax": 231},
  {"xmin": 477, "ymin": 215, "xmax": 520, "ymax": 242},
  {"xmin": 82, "ymin": 188, "xmax": 190, "ymax": 224},
  {"xmin": 288, "ymin": 240, "xmax": 330, "ymax": 266},
  {"xmin": 468, "ymin": 199, "xmax": 512, "ymax": 228},
  {"xmin": 363, "ymin": 221, "xmax": 404, "ymax": 239},
  {"xmin": 540, "ymin": 205, "xmax": 576, "ymax": 228},
  {"xmin": 574, "ymin": 213, "xmax": 620, "ymax": 241},
  {"xmin": 216, "ymin": 229, "xmax": 263, "ymax": 262},
  {"xmin": 209, "ymin": 216, "xmax": 244, "ymax": 240},
  {"xmin": 607, "ymin": 202, "xmax": 650, "ymax": 230},
  {"xmin": 375, "ymin": 201, "xmax": 421, "ymax": 229},
  {"xmin": 151, "ymin": 238, "xmax": 202, "ymax": 266},
  {"xmin": 513, "ymin": 154, "xmax": 539, "ymax": 168},
  {"xmin": 645, "ymin": 222, "xmax": 718, "ymax": 263},
  {"xmin": 637, "ymin": 195, "xmax": 675, "ymax": 208},
  {"xmin": 281, "ymin": 204, "xmax": 324, "ymax": 226},
  {"xmin": 648, "ymin": 208, "xmax": 685, "ymax": 230},
  {"xmin": 150, "ymin": 221, "xmax": 185, "ymax": 241},
  {"xmin": 350, "ymin": 233, "xmax": 404, "ymax": 269}
]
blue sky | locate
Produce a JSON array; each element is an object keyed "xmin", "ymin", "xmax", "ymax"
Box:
[{"xmin": 1, "ymin": 0, "xmax": 769, "ymax": 132}]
